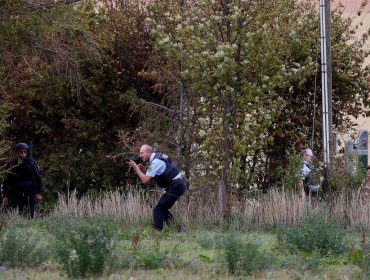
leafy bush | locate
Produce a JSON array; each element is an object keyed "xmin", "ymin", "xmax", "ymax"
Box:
[
  {"xmin": 0, "ymin": 218, "xmax": 53, "ymax": 267},
  {"xmin": 275, "ymin": 150, "xmax": 302, "ymax": 191},
  {"xmin": 135, "ymin": 251, "xmax": 168, "ymax": 269},
  {"xmin": 107, "ymin": 240, "xmax": 133, "ymax": 270},
  {"xmin": 195, "ymin": 232, "xmax": 225, "ymax": 250},
  {"xmin": 327, "ymin": 155, "xmax": 366, "ymax": 193},
  {"xmin": 282, "ymin": 212, "xmax": 348, "ymax": 256},
  {"xmin": 0, "ymin": 101, "xmax": 9, "ymax": 179},
  {"xmin": 222, "ymin": 234, "xmax": 273, "ymax": 275},
  {"xmin": 108, "ymin": 231, "xmax": 172, "ymax": 271},
  {"xmin": 359, "ymin": 254, "xmax": 370, "ymax": 279},
  {"xmin": 50, "ymin": 217, "xmax": 118, "ymax": 278},
  {"xmin": 348, "ymin": 248, "xmax": 370, "ymax": 279}
]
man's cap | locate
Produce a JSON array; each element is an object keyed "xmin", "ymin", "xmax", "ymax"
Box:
[{"xmin": 14, "ymin": 142, "xmax": 29, "ymax": 151}]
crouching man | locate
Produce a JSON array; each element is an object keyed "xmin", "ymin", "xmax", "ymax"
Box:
[{"xmin": 128, "ymin": 144, "xmax": 188, "ymax": 231}]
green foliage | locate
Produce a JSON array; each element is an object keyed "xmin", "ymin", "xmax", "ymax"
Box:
[
  {"xmin": 327, "ymin": 155, "xmax": 366, "ymax": 193},
  {"xmin": 0, "ymin": 102, "xmax": 9, "ymax": 180},
  {"xmin": 50, "ymin": 217, "xmax": 117, "ymax": 278},
  {"xmin": 348, "ymin": 249, "xmax": 365, "ymax": 265},
  {"xmin": 297, "ymin": 250, "xmax": 322, "ymax": 271},
  {"xmin": 282, "ymin": 212, "xmax": 348, "ymax": 256},
  {"xmin": 222, "ymin": 234, "xmax": 273, "ymax": 275},
  {"xmin": 135, "ymin": 251, "xmax": 168, "ymax": 270},
  {"xmin": 196, "ymin": 232, "xmax": 225, "ymax": 250},
  {"xmin": 47, "ymin": 216, "xmax": 174, "ymax": 276},
  {"xmin": 275, "ymin": 150, "xmax": 302, "ymax": 191},
  {"xmin": 359, "ymin": 253, "xmax": 370, "ymax": 279},
  {"xmin": 0, "ymin": 218, "xmax": 53, "ymax": 267},
  {"xmin": 108, "ymin": 228, "xmax": 175, "ymax": 271},
  {"xmin": 0, "ymin": 212, "xmax": 369, "ymax": 278},
  {"xmin": 0, "ymin": 1, "xmax": 152, "ymax": 196},
  {"xmin": 1, "ymin": 0, "xmax": 370, "ymax": 199},
  {"xmin": 149, "ymin": 0, "xmax": 293, "ymax": 192}
]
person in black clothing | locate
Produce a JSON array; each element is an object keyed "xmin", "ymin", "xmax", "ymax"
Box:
[
  {"xmin": 2, "ymin": 143, "xmax": 42, "ymax": 218},
  {"xmin": 128, "ymin": 144, "xmax": 188, "ymax": 231}
]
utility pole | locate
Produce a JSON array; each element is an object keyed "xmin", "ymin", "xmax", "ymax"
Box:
[
  {"xmin": 325, "ymin": 0, "xmax": 334, "ymax": 160},
  {"xmin": 319, "ymin": 0, "xmax": 333, "ymax": 168}
]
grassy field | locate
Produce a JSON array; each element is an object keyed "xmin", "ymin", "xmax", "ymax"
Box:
[
  {"xmin": 0, "ymin": 226, "xmax": 367, "ymax": 280},
  {"xmin": 0, "ymin": 189, "xmax": 369, "ymax": 279}
]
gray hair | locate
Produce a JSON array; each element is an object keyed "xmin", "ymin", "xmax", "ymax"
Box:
[
  {"xmin": 301, "ymin": 148, "xmax": 313, "ymax": 158},
  {"xmin": 141, "ymin": 144, "xmax": 153, "ymax": 153}
]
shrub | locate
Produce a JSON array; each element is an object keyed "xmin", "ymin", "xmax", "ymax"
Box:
[
  {"xmin": 135, "ymin": 251, "xmax": 167, "ymax": 269},
  {"xmin": 275, "ymin": 150, "xmax": 302, "ymax": 191},
  {"xmin": 327, "ymin": 155, "xmax": 366, "ymax": 193},
  {"xmin": 195, "ymin": 232, "xmax": 225, "ymax": 250},
  {"xmin": 222, "ymin": 234, "xmax": 272, "ymax": 275},
  {"xmin": 108, "ymin": 228, "xmax": 173, "ymax": 271},
  {"xmin": 107, "ymin": 240, "xmax": 133, "ymax": 270},
  {"xmin": 51, "ymin": 217, "xmax": 118, "ymax": 278},
  {"xmin": 282, "ymin": 212, "xmax": 348, "ymax": 256},
  {"xmin": 0, "ymin": 218, "xmax": 53, "ymax": 267}
]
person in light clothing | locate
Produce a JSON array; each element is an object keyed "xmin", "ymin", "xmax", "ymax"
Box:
[
  {"xmin": 128, "ymin": 144, "xmax": 188, "ymax": 231},
  {"xmin": 301, "ymin": 148, "xmax": 320, "ymax": 196}
]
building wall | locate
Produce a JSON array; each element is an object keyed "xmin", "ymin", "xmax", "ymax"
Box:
[{"xmin": 330, "ymin": 1, "xmax": 370, "ymax": 153}]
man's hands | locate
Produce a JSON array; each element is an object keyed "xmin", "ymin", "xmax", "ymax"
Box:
[
  {"xmin": 36, "ymin": 193, "xmax": 42, "ymax": 202},
  {"xmin": 128, "ymin": 160, "xmax": 139, "ymax": 170},
  {"xmin": 128, "ymin": 160, "xmax": 145, "ymax": 172},
  {"xmin": 128, "ymin": 160, "xmax": 151, "ymax": 184},
  {"xmin": 2, "ymin": 197, "xmax": 8, "ymax": 206},
  {"xmin": 2, "ymin": 194, "xmax": 42, "ymax": 206}
]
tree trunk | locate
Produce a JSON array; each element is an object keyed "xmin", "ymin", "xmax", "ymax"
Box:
[{"xmin": 219, "ymin": 90, "xmax": 232, "ymax": 219}]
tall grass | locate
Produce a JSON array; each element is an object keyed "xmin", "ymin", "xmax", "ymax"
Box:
[
  {"xmin": 53, "ymin": 189, "xmax": 151, "ymax": 225},
  {"xmin": 51, "ymin": 188, "xmax": 370, "ymax": 229}
]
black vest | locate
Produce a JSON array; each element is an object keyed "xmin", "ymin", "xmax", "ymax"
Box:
[
  {"xmin": 151, "ymin": 153, "xmax": 180, "ymax": 188},
  {"xmin": 303, "ymin": 162, "xmax": 311, "ymax": 195}
]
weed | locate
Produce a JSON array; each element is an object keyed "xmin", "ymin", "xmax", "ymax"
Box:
[
  {"xmin": 222, "ymin": 234, "xmax": 272, "ymax": 275},
  {"xmin": 282, "ymin": 212, "xmax": 348, "ymax": 256},
  {"xmin": 51, "ymin": 218, "xmax": 117, "ymax": 278},
  {"xmin": 0, "ymin": 218, "xmax": 53, "ymax": 267}
]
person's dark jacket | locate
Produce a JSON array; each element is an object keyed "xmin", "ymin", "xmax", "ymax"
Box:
[{"xmin": 2, "ymin": 158, "xmax": 42, "ymax": 197}]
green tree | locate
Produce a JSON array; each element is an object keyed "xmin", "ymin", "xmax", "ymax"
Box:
[
  {"xmin": 0, "ymin": 0, "xmax": 153, "ymax": 197},
  {"xmin": 148, "ymin": 0, "xmax": 370, "ymax": 213},
  {"xmin": 0, "ymin": 102, "xmax": 9, "ymax": 180},
  {"xmin": 264, "ymin": 1, "xmax": 370, "ymax": 188},
  {"xmin": 149, "ymin": 0, "xmax": 303, "ymax": 217}
]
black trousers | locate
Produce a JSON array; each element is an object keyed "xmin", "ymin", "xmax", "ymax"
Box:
[
  {"xmin": 8, "ymin": 193, "xmax": 38, "ymax": 218},
  {"xmin": 153, "ymin": 178, "xmax": 188, "ymax": 231}
]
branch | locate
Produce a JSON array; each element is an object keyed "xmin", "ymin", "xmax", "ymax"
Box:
[
  {"xmin": 140, "ymin": 100, "xmax": 176, "ymax": 114},
  {"xmin": 7, "ymin": 0, "xmax": 85, "ymax": 14},
  {"xmin": 23, "ymin": 57, "xmax": 44, "ymax": 79}
]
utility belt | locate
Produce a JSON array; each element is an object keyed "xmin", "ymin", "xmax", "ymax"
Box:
[{"xmin": 155, "ymin": 174, "xmax": 184, "ymax": 189}]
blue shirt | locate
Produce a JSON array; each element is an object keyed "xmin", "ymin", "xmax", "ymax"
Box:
[
  {"xmin": 301, "ymin": 161, "xmax": 311, "ymax": 179},
  {"xmin": 145, "ymin": 153, "xmax": 181, "ymax": 180},
  {"xmin": 146, "ymin": 153, "xmax": 166, "ymax": 177}
]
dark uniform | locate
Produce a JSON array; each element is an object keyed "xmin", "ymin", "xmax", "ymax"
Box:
[
  {"xmin": 302, "ymin": 161, "xmax": 320, "ymax": 196},
  {"xmin": 150, "ymin": 153, "xmax": 188, "ymax": 231},
  {"xmin": 3, "ymin": 158, "xmax": 42, "ymax": 218}
]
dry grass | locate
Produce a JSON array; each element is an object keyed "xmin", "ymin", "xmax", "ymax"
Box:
[
  {"xmin": 0, "ymin": 208, "xmax": 19, "ymax": 230},
  {"xmin": 51, "ymin": 188, "xmax": 370, "ymax": 229},
  {"xmin": 53, "ymin": 189, "xmax": 151, "ymax": 224}
]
